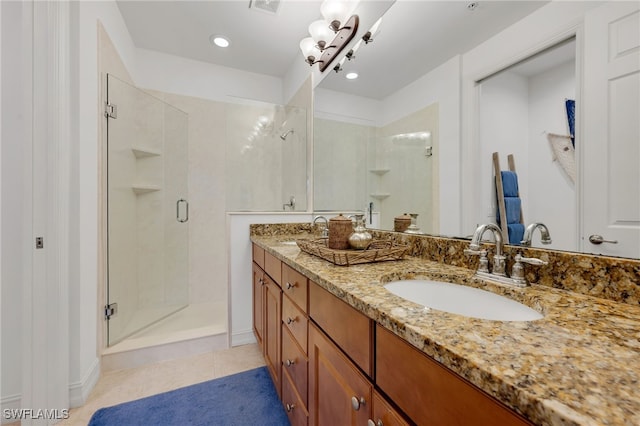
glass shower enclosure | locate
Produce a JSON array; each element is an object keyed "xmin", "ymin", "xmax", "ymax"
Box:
[{"xmin": 106, "ymin": 74, "xmax": 189, "ymax": 346}]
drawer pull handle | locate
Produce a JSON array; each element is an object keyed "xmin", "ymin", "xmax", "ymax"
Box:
[
  {"xmin": 368, "ymin": 420, "xmax": 383, "ymax": 426},
  {"xmin": 285, "ymin": 403, "xmax": 295, "ymax": 412},
  {"xmin": 286, "ymin": 282, "xmax": 296, "ymax": 290},
  {"xmin": 351, "ymin": 396, "xmax": 366, "ymax": 411},
  {"xmin": 285, "ymin": 359, "xmax": 295, "ymax": 366},
  {"xmin": 286, "ymin": 317, "xmax": 296, "ymax": 325}
]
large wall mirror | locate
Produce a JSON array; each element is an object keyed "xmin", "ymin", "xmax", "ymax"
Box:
[
  {"xmin": 313, "ymin": 1, "xmax": 548, "ymax": 235},
  {"xmin": 313, "ymin": 1, "xmax": 640, "ymax": 260}
]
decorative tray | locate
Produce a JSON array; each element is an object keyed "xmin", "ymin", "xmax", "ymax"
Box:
[{"xmin": 296, "ymin": 238, "xmax": 409, "ymax": 266}]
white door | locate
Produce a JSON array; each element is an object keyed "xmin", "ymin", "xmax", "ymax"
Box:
[{"xmin": 582, "ymin": 1, "xmax": 640, "ymax": 258}]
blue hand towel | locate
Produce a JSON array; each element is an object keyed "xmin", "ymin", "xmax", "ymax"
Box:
[
  {"xmin": 496, "ymin": 197, "xmax": 521, "ymax": 225},
  {"xmin": 507, "ymin": 223, "xmax": 525, "ymax": 245},
  {"xmin": 500, "ymin": 171, "xmax": 519, "ymax": 197},
  {"xmin": 504, "ymin": 197, "xmax": 521, "ymax": 224}
]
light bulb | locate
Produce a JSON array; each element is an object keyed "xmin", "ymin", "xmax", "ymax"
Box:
[
  {"xmin": 308, "ymin": 20, "xmax": 335, "ymax": 49},
  {"xmin": 321, "ymin": 0, "xmax": 347, "ymax": 31}
]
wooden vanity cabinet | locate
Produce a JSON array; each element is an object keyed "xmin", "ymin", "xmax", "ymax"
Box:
[
  {"xmin": 252, "ymin": 246, "xmax": 283, "ymax": 398},
  {"xmin": 309, "ymin": 322, "xmax": 372, "ymax": 426},
  {"xmin": 376, "ymin": 325, "xmax": 532, "ymax": 426},
  {"xmin": 252, "ymin": 243, "xmax": 531, "ymax": 426}
]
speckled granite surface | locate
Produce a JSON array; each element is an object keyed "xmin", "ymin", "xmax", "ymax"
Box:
[{"xmin": 250, "ymin": 225, "xmax": 640, "ymax": 426}]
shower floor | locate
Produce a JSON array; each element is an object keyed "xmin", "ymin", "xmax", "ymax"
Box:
[{"xmin": 102, "ymin": 301, "xmax": 228, "ymax": 371}]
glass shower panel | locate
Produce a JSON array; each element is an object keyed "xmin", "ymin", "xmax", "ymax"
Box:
[
  {"xmin": 106, "ymin": 74, "xmax": 189, "ymax": 346},
  {"xmin": 225, "ymin": 100, "xmax": 307, "ymax": 211}
]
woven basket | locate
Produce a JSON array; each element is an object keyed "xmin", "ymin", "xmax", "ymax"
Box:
[{"xmin": 296, "ymin": 238, "xmax": 409, "ymax": 266}]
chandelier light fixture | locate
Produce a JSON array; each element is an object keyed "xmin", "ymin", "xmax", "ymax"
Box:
[{"xmin": 299, "ymin": 0, "xmax": 359, "ymax": 72}]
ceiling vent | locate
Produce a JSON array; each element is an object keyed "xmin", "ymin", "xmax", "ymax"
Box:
[{"xmin": 249, "ymin": 0, "xmax": 281, "ymax": 15}]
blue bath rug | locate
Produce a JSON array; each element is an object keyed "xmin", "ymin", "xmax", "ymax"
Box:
[{"xmin": 88, "ymin": 366, "xmax": 290, "ymax": 426}]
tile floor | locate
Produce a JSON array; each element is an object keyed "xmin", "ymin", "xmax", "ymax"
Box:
[{"xmin": 58, "ymin": 344, "xmax": 265, "ymax": 426}]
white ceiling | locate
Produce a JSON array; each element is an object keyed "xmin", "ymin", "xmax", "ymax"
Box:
[{"xmin": 117, "ymin": 0, "xmax": 551, "ymax": 99}]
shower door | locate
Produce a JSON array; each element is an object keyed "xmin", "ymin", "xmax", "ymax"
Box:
[{"xmin": 106, "ymin": 74, "xmax": 189, "ymax": 346}]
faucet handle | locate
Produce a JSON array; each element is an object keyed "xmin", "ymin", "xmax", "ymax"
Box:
[
  {"xmin": 511, "ymin": 253, "xmax": 547, "ymax": 287},
  {"xmin": 464, "ymin": 249, "xmax": 489, "ymax": 273},
  {"xmin": 514, "ymin": 253, "xmax": 547, "ymax": 266}
]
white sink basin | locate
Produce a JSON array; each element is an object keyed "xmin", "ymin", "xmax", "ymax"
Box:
[{"xmin": 384, "ymin": 280, "xmax": 543, "ymax": 321}]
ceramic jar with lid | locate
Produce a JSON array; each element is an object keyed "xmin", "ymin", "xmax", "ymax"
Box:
[
  {"xmin": 394, "ymin": 213, "xmax": 412, "ymax": 232},
  {"xmin": 328, "ymin": 214, "xmax": 353, "ymax": 249}
]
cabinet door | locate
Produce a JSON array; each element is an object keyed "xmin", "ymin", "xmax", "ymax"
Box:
[
  {"xmin": 264, "ymin": 276, "xmax": 282, "ymax": 397},
  {"xmin": 370, "ymin": 390, "xmax": 410, "ymax": 426},
  {"xmin": 309, "ymin": 323, "xmax": 372, "ymax": 426},
  {"xmin": 252, "ymin": 262, "xmax": 264, "ymax": 351}
]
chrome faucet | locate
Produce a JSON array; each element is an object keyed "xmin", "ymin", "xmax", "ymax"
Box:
[
  {"xmin": 520, "ymin": 222, "xmax": 552, "ymax": 247},
  {"xmin": 467, "ymin": 223, "xmax": 506, "ymax": 276},
  {"xmin": 312, "ymin": 216, "xmax": 329, "ymax": 237},
  {"xmin": 466, "ymin": 223, "xmax": 548, "ymax": 287}
]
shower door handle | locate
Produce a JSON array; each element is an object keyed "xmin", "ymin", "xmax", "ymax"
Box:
[{"xmin": 177, "ymin": 199, "xmax": 189, "ymax": 223}]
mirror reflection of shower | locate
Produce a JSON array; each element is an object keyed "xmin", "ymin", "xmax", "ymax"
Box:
[{"xmin": 226, "ymin": 100, "xmax": 307, "ymax": 211}]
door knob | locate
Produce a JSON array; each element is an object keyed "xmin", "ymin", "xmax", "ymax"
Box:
[{"xmin": 589, "ymin": 235, "xmax": 618, "ymax": 245}]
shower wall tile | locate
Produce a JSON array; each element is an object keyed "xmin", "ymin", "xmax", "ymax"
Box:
[
  {"xmin": 160, "ymin": 93, "xmax": 228, "ymax": 305},
  {"xmin": 375, "ymin": 103, "xmax": 439, "ymax": 232}
]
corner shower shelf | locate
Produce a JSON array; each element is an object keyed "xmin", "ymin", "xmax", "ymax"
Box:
[
  {"xmin": 132, "ymin": 185, "xmax": 161, "ymax": 194},
  {"xmin": 132, "ymin": 147, "xmax": 161, "ymax": 159},
  {"xmin": 370, "ymin": 193, "xmax": 390, "ymax": 200},
  {"xmin": 369, "ymin": 168, "xmax": 390, "ymax": 176}
]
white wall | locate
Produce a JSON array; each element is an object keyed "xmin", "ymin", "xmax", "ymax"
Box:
[
  {"xmin": 1, "ymin": 0, "xmax": 27, "ymax": 411},
  {"xmin": 527, "ymin": 61, "xmax": 576, "ymax": 250},
  {"xmin": 72, "ymin": 0, "xmax": 139, "ymax": 406},
  {"xmin": 135, "ymin": 48, "xmax": 283, "ymax": 105},
  {"xmin": 478, "ymin": 71, "xmax": 530, "ymax": 226}
]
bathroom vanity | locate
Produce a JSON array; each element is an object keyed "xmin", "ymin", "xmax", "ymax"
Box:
[{"xmin": 250, "ymin": 225, "xmax": 640, "ymax": 426}]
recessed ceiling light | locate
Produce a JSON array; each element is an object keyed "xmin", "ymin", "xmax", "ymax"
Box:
[
  {"xmin": 346, "ymin": 72, "xmax": 358, "ymax": 80},
  {"xmin": 210, "ymin": 35, "xmax": 230, "ymax": 48}
]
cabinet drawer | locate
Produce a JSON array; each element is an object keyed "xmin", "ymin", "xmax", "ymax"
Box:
[
  {"xmin": 376, "ymin": 325, "xmax": 532, "ymax": 426},
  {"xmin": 283, "ymin": 295, "xmax": 308, "ymax": 352},
  {"xmin": 252, "ymin": 243, "xmax": 265, "ymax": 268},
  {"xmin": 282, "ymin": 326, "xmax": 308, "ymax": 408},
  {"xmin": 309, "ymin": 281, "xmax": 372, "ymax": 377},
  {"xmin": 282, "ymin": 263, "xmax": 308, "ymax": 312},
  {"xmin": 282, "ymin": 370, "xmax": 309, "ymax": 426},
  {"xmin": 265, "ymin": 250, "xmax": 282, "ymax": 286}
]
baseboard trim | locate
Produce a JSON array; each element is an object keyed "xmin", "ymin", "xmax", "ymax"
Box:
[
  {"xmin": 1, "ymin": 393, "xmax": 21, "ymax": 425},
  {"xmin": 101, "ymin": 332, "xmax": 229, "ymax": 372},
  {"xmin": 68, "ymin": 357, "xmax": 101, "ymax": 408},
  {"xmin": 231, "ymin": 330, "xmax": 256, "ymax": 347}
]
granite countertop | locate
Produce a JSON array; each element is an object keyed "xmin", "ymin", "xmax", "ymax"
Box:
[{"xmin": 251, "ymin": 233, "xmax": 640, "ymax": 426}]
